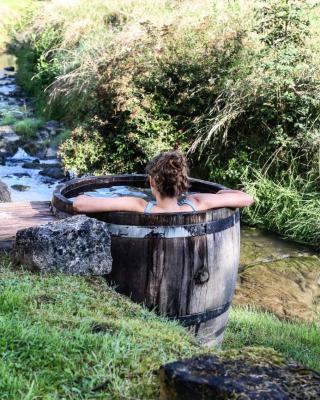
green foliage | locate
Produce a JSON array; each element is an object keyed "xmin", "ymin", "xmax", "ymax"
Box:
[
  {"xmin": 51, "ymin": 128, "xmax": 71, "ymax": 147},
  {"xmin": 13, "ymin": 117, "xmax": 44, "ymax": 138}
]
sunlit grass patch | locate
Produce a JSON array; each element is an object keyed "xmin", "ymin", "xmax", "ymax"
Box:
[
  {"xmin": 242, "ymin": 170, "xmax": 320, "ymax": 246},
  {"xmin": 0, "ymin": 254, "xmax": 202, "ymax": 399},
  {"xmin": 224, "ymin": 306, "xmax": 320, "ymax": 371},
  {"xmin": 13, "ymin": 117, "xmax": 44, "ymax": 138}
]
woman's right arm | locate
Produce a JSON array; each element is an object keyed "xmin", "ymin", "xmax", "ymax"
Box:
[{"xmin": 73, "ymin": 195, "xmax": 146, "ymax": 213}]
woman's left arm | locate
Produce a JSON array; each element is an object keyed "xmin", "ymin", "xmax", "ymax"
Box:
[{"xmin": 73, "ymin": 195, "xmax": 146, "ymax": 213}]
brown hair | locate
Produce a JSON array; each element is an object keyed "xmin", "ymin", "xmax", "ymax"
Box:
[{"xmin": 146, "ymin": 150, "xmax": 189, "ymax": 198}]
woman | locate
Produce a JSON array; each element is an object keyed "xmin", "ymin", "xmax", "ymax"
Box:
[{"xmin": 73, "ymin": 150, "xmax": 253, "ymax": 213}]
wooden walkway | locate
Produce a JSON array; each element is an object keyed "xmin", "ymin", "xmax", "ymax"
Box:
[{"xmin": 0, "ymin": 201, "xmax": 57, "ymax": 250}]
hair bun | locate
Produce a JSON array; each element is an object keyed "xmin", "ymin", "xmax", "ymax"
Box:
[{"xmin": 146, "ymin": 150, "xmax": 189, "ymax": 198}]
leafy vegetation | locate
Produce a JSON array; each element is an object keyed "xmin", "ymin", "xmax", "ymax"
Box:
[
  {"xmin": 6, "ymin": 0, "xmax": 320, "ymax": 245},
  {"xmin": 0, "ymin": 255, "xmax": 319, "ymax": 399}
]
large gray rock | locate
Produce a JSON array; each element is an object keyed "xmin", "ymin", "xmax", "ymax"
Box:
[
  {"xmin": 0, "ymin": 180, "xmax": 11, "ymax": 202},
  {"xmin": 13, "ymin": 215, "xmax": 112, "ymax": 275}
]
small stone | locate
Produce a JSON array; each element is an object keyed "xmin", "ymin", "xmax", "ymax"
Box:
[
  {"xmin": 12, "ymin": 172, "xmax": 31, "ymax": 178},
  {"xmin": 0, "ymin": 180, "xmax": 11, "ymax": 202},
  {"xmin": 22, "ymin": 161, "xmax": 43, "ymax": 169},
  {"xmin": 4, "ymin": 66, "xmax": 15, "ymax": 72},
  {"xmin": 13, "ymin": 215, "xmax": 112, "ymax": 276},
  {"xmin": 11, "ymin": 184, "xmax": 30, "ymax": 192},
  {"xmin": 44, "ymin": 146, "xmax": 58, "ymax": 158}
]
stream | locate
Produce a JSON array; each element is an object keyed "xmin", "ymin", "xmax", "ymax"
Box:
[
  {"xmin": 0, "ymin": 52, "xmax": 319, "ymax": 324},
  {"xmin": 0, "ymin": 53, "xmax": 63, "ymax": 201}
]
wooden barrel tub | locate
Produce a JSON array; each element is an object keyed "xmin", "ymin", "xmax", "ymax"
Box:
[{"xmin": 51, "ymin": 174, "xmax": 240, "ymax": 345}]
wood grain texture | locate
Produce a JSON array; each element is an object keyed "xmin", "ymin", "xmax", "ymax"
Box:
[
  {"xmin": 107, "ymin": 219, "xmax": 240, "ymax": 345},
  {"xmin": 0, "ymin": 201, "xmax": 56, "ymax": 249}
]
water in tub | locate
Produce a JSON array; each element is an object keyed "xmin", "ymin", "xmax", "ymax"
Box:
[{"xmin": 69, "ymin": 186, "xmax": 154, "ymax": 202}]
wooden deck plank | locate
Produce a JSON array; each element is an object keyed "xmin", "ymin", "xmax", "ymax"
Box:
[{"xmin": 0, "ymin": 201, "xmax": 57, "ymax": 250}]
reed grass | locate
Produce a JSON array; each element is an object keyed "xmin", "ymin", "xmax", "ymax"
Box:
[{"xmin": 242, "ymin": 169, "xmax": 320, "ymax": 247}]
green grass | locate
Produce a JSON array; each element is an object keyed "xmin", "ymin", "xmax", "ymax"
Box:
[
  {"xmin": 242, "ymin": 169, "xmax": 320, "ymax": 246},
  {"xmin": 0, "ymin": 255, "xmax": 202, "ymax": 399},
  {"xmin": 224, "ymin": 307, "xmax": 320, "ymax": 371},
  {"xmin": 13, "ymin": 117, "xmax": 44, "ymax": 139},
  {"xmin": 0, "ymin": 111, "xmax": 16, "ymax": 126},
  {"xmin": 0, "ymin": 254, "xmax": 319, "ymax": 398}
]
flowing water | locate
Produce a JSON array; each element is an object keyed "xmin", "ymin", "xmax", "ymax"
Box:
[
  {"xmin": 0, "ymin": 53, "xmax": 61, "ymax": 201},
  {"xmin": 0, "ymin": 148, "xmax": 60, "ymax": 201}
]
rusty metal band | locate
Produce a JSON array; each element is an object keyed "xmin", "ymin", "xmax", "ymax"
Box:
[
  {"xmin": 106, "ymin": 211, "xmax": 239, "ymax": 239},
  {"xmin": 169, "ymin": 302, "xmax": 231, "ymax": 327}
]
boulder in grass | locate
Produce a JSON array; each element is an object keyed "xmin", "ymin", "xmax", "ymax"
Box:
[
  {"xmin": 0, "ymin": 180, "xmax": 11, "ymax": 202},
  {"xmin": 160, "ymin": 348, "xmax": 320, "ymax": 400},
  {"xmin": 13, "ymin": 215, "xmax": 112, "ymax": 275}
]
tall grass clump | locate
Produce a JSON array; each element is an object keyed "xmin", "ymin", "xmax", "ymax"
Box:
[
  {"xmin": 8, "ymin": 0, "xmax": 320, "ymax": 244},
  {"xmin": 13, "ymin": 117, "xmax": 44, "ymax": 138},
  {"xmin": 241, "ymin": 168, "xmax": 320, "ymax": 246}
]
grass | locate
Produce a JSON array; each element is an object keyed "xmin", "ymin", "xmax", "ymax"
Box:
[
  {"xmin": 242, "ymin": 169, "xmax": 320, "ymax": 247},
  {"xmin": 13, "ymin": 117, "xmax": 44, "ymax": 139},
  {"xmin": 224, "ymin": 307, "xmax": 320, "ymax": 371},
  {"xmin": 0, "ymin": 111, "xmax": 16, "ymax": 126},
  {"xmin": 0, "ymin": 254, "xmax": 319, "ymax": 399},
  {"xmin": 0, "ymin": 0, "xmax": 35, "ymax": 50},
  {"xmin": 0, "ymin": 254, "xmax": 203, "ymax": 399}
]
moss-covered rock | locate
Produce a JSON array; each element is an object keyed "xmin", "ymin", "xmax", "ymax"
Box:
[{"xmin": 160, "ymin": 347, "xmax": 320, "ymax": 399}]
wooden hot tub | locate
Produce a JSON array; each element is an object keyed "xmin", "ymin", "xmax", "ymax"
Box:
[{"xmin": 51, "ymin": 174, "xmax": 240, "ymax": 345}]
